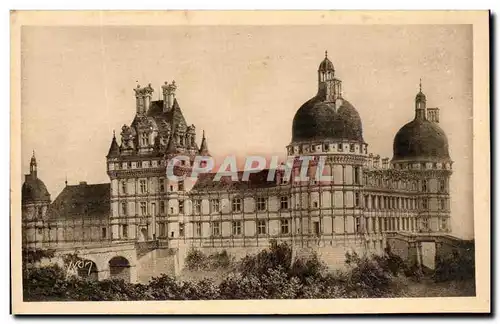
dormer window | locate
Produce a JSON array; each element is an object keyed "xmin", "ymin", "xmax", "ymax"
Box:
[{"xmin": 141, "ymin": 133, "xmax": 149, "ymax": 146}]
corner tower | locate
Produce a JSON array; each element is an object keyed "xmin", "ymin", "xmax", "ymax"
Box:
[
  {"xmin": 22, "ymin": 151, "xmax": 51, "ymax": 248},
  {"xmin": 392, "ymin": 82, "xmax": 452, "ymax": 233}
]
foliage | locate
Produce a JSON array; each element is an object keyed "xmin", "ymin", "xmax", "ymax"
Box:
[
  {"xmin": 239, "ymin": 239, "xmax": 326, "ymax": 283},
  {"xmin": 185, "ymin": 249, "xmax": 235, "ymax": 271},
  {"xmin": 434, "ymin": 248, "xmax": 475, "ymax": 282},
  {"xmin": 22, "ymin": 248, "xmax": 55, "ymax": 265},
  {"xmin": 23, "ymin": 243, "xmax": 475, "ymax": 301}
]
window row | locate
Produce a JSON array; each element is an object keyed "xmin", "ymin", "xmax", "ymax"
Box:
[
  {"xmin": 119, "ymin": 179, "xmax": 184, "ymax": 195},
  {"xmin": 364, "ymin": 177, "xmax": 448, "ymax": 193}
]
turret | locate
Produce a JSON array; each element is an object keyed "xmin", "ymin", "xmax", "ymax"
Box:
[
  {"xmin": 415, "ymin": 79, "xmax": 427, "ymax": 120},
  {"xmin": 29, "ymin": 151, "xmax": 37, "ymax": 179},
  {"xmin": 317, "ymin": 50, "xmax": 342, "ymax": 107},
  {"xmin": 199, "ymin": 130, "xmax": 210, "ymax": 156},
  {"xmin": 106, "ymin": 130, "xmax": 120, "ymax": 158}
]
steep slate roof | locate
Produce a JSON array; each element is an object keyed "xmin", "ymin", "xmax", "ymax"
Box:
[
  {"xmin": 199, "ymin": 130, "xmax": 210, "ymax": 156},
  {"xmin": 47, "ymin": 183, "xmax": 110, "ymax": 221},
  {"xmin": 191, "ymin": 169, "xmax": 278, "ymax": 192},
  {"xmin": 106, "ymin": 133, "xmax": 120, "ymax": 158},
  {"xmin": 146, "ymin": 99, "xmax": 187, "ymax": 130}
]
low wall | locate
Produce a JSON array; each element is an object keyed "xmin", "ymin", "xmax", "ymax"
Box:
[
  {"xmin": 136, "ymin": 248, "xmax": 177, "ymax": 284},
  {"xmin": 179, "ymin": 236, "xmax": 385, "ymax": 271}
]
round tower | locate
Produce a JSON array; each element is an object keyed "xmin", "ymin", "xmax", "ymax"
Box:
[
  {"xmin": 22, "ymin": 151, "xmax": 51, "ymax": 248},
  {"xmin": 392, "ymin": 82, "xmax": 452, "ymax": 233},
  {"xmin": 286, "ymin": 52, "xmax": 368, "ymax": 245}
]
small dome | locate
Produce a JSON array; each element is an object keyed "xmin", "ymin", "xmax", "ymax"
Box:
[
  {"xmin": 291, "ymin": 97, "xmax": 364, "ymax": 143},
  {"xmin": 415, "ymin": 90, "xmax": 426, "ymax": 102},
  {"xmin": 22, "ymin": 176, "xmax": 51, "ymax": 204},
  {"xmin": 392, "ymin": 119, "xmax": 450, "ymax": 161},
  {"xmin": 318, "ymin": 57, "xmax": 334, "ymax": 72}
]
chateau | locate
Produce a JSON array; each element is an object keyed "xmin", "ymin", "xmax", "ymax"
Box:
[{"xmin": 22, "ymin": 53, "xmax": 453, "ymax": 265}]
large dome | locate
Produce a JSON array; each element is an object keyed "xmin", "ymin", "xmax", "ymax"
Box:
[
  {"xmin": 22, "ymin": 176, "xmax": 51, "ymax": 204},
  {"xmin": 392, "ymin": 119, "xmax": 450, "ymax": 161},
  {"xmin": 291, "ymin": 96, "xmax": 364, "ymax": 143}
]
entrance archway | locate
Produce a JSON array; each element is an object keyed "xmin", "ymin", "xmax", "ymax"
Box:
[{"xmin": 109, "ymin": 256, "xmax": 131, "ymax": 282}]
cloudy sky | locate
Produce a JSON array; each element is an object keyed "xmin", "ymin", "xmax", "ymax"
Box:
[{"xmin": 21, "ymin": 25, "xmax": 473, "ymax": 238}]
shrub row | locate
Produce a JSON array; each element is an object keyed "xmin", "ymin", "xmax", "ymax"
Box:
[{"xmin": 23, "ymin": 241, "xmax": 474, "ymax": 301}]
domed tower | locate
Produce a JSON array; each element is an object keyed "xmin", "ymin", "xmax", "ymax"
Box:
[
  {"xmin": 392, "ymin": 81, "xmax": 452, "ymax": 233},
  {"xmin": 286, "ymin": 52, "xmax": 368, "ymax": 240},
  {"xmin": 22, "ymin": 151, "xmax": 51, "ymax": 248}
]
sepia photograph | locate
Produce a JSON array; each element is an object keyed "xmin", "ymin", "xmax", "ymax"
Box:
[{"xmin": 10, "ymin": 10, "xmax": 490, "ymax": 314}]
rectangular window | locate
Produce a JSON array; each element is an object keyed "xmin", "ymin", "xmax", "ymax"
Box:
[
  {"xmin": 232, "ymin": 198, "xmax": 242, "ymax": 212},
  {"xmin": 160, "ymin": 201, "xmax": 165, "ymax": 214},
  {"xmin": 422, "ymin": 218, "xmax": 429, "ymax": 230},
  {"xmin": 159, "ymin": 223, "xmax": 166, "ymax": 237},
  {"xmin": 193, "ymin": 200, "xmax": 201, "ymax": 214},
  {"xmin": 313, "ymin": 221, "xmax": 320, "ymax": 236},
  {"xmin": 439, "ymin": 199, "xmax": 446, "ymax": 210},
  {"xmin": 257, "ymin": 220, "xmax": 267, "ymax": 235},
  {"xmin": 178, "ymin": 180, "xmax": 184, "ymax": 191},
  {"xmin": 441, "ymin": 218, "xmax": 447, "ymax": 230},
  {"xmin": 364, "ymin": 195, "xmax": 369, "ymax": 209},
  {"xmin": 338, "ymin": 143, "xmax": 343, "ymax": 151},
  {"xmin": 354, "ymin": 218, "xmax": 361, "ymax": 233},
  {"xmin": 232, "ymin": 221, "xmax": 242, "ymax": 235},
  {"xmin": 439, "ymin": 179, "xmax": 446, "ymax": 193},
  {"xmin": 422, "ymin": 180, "xmax": 428, "ymax": 192},
  {"xmin": 121, "ymin": 181, "xmax": 127, "ymax": 194},
  {"xmin": 280, "ymin": 219, "xmax": 290, "ymax": 234},
  {"xmin": 350, "ymin": 144, "xmax": 355, "ymax": 152},
  {"xmin": 179, "ymin": 200, "xmax": 184, "ymax": 214},
  {"xmin": 355, "ymin": 192, "xmax": 360, "ymax": 207},
  {"xmin": 372, "ymin": 218, "xmax": 376, "ymax": 233},
  {"xmin": 195, "ymin": 222, "xmax": 202, "ymax": 237},
  {"xmin": 179, "ymin": 222, "xmax": 185, "ymax": 237},
  {"xmin": 101, "ymin": 228, "xmax": 107, "ymax": 239},
  {"xmin": 354, "ymin": 167, "xmax": 360, "ymax": 184},
  {"xmin": 122, "ymin": 224, "xmax": 128, "ymax": 238},
  {"xmin": 280, "ymin": 196, "xmax": 289, "ymax": 210},
  {"xmin": 151, "ymin": 202, "xmax": 156, "ymax": 216},
  {"xmin": 140, "ymin": 202, "xmax": 147, "ymax": 215},
  {"xmin": 139, "ymin": 179, "xmax": 147, "ymax": 194},
  {"xmin": 422, "ymin": 198, "xmax": 429, "ymax": 209},
  {"xmin": 141, "ymin": 133, "xmax": 148, "ymax": 146},
  {"xmin": 210, "ymin": 199, "xmax": 220, "ymax": 213},
  {"xmin": 121, "ymin": 202, "xmax": 127, "ymax": 216},
  {"xmin": 159, "ymin": 179, "xmax": 165, "ymax": 192},
  {"xmin": 256, "ymin": 197, "xmax": 267, "ymax": 211},
  {"xmin": 212, "ymin": 222, "xmax": 221, "ymax": 236}
]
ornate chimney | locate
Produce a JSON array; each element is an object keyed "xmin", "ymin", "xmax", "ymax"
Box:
[{"xmin": 162, "ymin": 80, "xmax": 177, "ymax": 112}]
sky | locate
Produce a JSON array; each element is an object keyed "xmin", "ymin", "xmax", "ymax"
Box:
[{"xmin": 20, "ymin": 25, "xmax": 473, "ymax": 238}]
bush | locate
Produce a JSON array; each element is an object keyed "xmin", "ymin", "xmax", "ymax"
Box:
[
  {"xmin": 434, "ymin": 248, "xmax": 475, "ymax": 282},
  {"xmin": 185, "ymin": 249, "xmax": 235, "ymax": 271},
  {"xmin": 344, "ymin": 252, "xmax": 393, "ymax": 298},
  {"xmin": 24, "ymin": 243, "xmax": 474, "ymax": 301}
]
